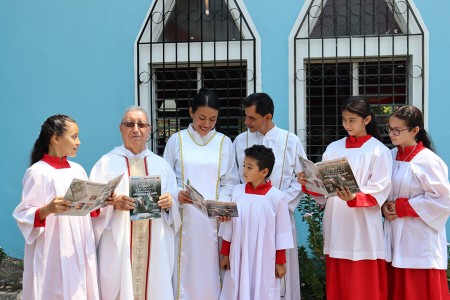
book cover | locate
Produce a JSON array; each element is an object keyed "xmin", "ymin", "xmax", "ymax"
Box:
[
  {"xmin": 185, "ymin": 179, "xmax": 239, "ymax": 218},
  {"xmin": 57, "ymin": 173, "xmax": 124, "ymax": 216},
  {"xmin": 129, "ymin": 175, "xmax": 162, "ymax": 220},
  {"xmin": 300, "ymin": 156, "xmax": 360, "ymax": 197}
]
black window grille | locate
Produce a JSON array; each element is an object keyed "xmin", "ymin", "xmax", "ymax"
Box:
[
  {"xmin": 153, "ymin": 65, "xmax": 248, "ymax": 154},
  {"xmin": 293, "ymin": 0, "xmax": 425, "ymax": 162},
  {"xmin": 136, "ymin": 0, "xmax": 257, "ymax": 154}
]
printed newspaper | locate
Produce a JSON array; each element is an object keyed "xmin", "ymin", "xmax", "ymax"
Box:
[
  {"xmin": 184, "ymin": 179, "xmax": 239, "ymax": 218},
  {"xmin": 57, "ymin": 173, "xmax": 124, "ymax": 216},
  {"xmin": 299, "ymin": 156, "xmax": 360, "ymax": 197},
  {"xmin": 129, "ymin": 175, "xmax": 162, "ymax": 220}
]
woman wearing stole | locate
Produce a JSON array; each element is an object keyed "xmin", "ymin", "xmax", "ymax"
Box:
[{"xmin": 163, "ymin": 88, "xmax": 240, "ymax": 300}]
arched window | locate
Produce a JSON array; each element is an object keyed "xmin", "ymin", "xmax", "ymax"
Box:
[
  {"xmin": 290, "ymin": 0, "xmax": 427, "ymax": 161},
  {"xmin": 136, "ymin": 0, "xmax": 259, "ymax": 154}
]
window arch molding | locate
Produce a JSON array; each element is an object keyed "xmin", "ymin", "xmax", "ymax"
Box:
[
  {"xmin": 289, "ymin": 0, "xmax": 428, "ymax": 160},
  {"xmin": 135, "ymin": 0, "xmax": 261, "ymax": 153}
]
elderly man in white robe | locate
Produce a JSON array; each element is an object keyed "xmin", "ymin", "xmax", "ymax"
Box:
[
  {"xmin": 90, "ymin": 106, "xmax": 180, "ymax": 300},
  {"xmin": 233, "ymin": 93, "xmax": 306, "ymax": 300}
]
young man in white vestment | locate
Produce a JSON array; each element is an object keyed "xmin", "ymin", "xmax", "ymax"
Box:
[
  {"xmin": 90, "ymin": 106, "xmax": 180, "ymax": 300},
  {"xmin": 219, "ymin": 144, "xmax": 294, "ymax": 300},
  {"xmin": 13, "ymin": 114, "xmax": 100, "ymax": 300},
  {"xmin": 233, "ymin": 93, "xmax": 306, "ymax": 299}
]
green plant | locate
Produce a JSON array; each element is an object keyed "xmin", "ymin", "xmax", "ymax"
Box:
[
  {"xmin": 0, "ymin": 247, "xmax": 6, "ymax": 265},
  {"xmin": 447, "ymin": 243, "xmax": 450, "ymax": 287},
  {"xmin": 297, "ymin": 194, "xmax": 326, "ymax": 300}
]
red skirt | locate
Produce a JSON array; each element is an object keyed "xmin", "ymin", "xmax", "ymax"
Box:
[
  {"xmin": 326, "ymin": 256, "xmax": 387, "ymax": 300},
  {"xmin": 386, "ymin": 263, "xmax": 450, "ymax": 300}
]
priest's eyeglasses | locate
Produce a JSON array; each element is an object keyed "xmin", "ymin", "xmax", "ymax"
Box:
[
  {"xmin": 121, "ymin": 121, "xmax": 150, "ymax": 129},
  {"xmin": 385, "ymin": 124, "xmax": 409, "ymax": 136}
]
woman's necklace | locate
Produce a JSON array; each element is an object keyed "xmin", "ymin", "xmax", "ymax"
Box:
[
  {"xmin": 187, "ymin": 128, "xmax": 216, "ymax": 146},
  {"xmin": 396, "ymin": 144, "xmax": 417, "ymax": 169}
]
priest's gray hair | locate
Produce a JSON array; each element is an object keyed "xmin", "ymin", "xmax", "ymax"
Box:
[{"xmin": 121, "ymin": 106, "xmax": 150, "ymax": 123}]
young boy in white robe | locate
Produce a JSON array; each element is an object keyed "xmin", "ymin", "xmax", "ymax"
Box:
[{"xmin": 219, "ymin": 145, "xmax": 294, "ymax": 300}]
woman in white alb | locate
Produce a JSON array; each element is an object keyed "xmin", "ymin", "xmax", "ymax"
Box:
[
  {"xmin": 382, "ymin": 105, "xmax": 450, "ymax": 300},
  {"xmin": 163, "ymin": 87, "xmax": 240, "ymax": 300}
]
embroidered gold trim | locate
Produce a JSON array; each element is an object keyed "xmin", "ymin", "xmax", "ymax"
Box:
[
  {"xmin": 176, "ymin": 130, "xmax": 225, "ymax": 299},
  {"xmin": 187, "ymin": 127, "xmax": 217, "ymax": 146}
]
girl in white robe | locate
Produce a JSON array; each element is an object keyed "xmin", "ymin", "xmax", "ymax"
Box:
[
  {"xmin": 382, "ymin": 105, "xmax": 450, "ymax": 300},
  {"xmin": 163, "ymin": 88, "xmax": 240, "ymax": 300},
  {"xmin": 13, "ymin": 114, "xmax": 99, "ymax": 300},
  {"xmin": 298, "ymin": 97, "xmax": 392, "ymax": 300}
]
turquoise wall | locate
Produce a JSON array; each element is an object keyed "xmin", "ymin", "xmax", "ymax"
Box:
[{"xmin": 1, "ymin": 0, "xmax": 449, "ymax": 258}]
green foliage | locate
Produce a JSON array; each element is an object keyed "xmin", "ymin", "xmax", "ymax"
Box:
[
  {"xmin": 371, "ymin": 105, "xmax": 393, "ymax": 115},
  {"xmin": 297, "ymin": 194, "xmax": 326, "ymax": 300},
  {"xmin": 447, "ymin": 244, "xmax": 450, "ymax": 286},
  {"xmin": 0, "ymin": 247, "xmax": 6, "ymax": 265}
]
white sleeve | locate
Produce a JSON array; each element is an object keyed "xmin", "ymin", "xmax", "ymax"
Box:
[
  {"xmin": 162, "ymin": 133, "xmax": 178, "ymax": 174},
  {"xmin": 360, "ymin": 146, "xmax": 393, "ymax": 206},
  {"xmin": 89, "ymin": 158, "xmax": 117, "ymax": 246},
  {"xmin": 275, "ymin": 194, "xmax": 295, "ymax": 250},
  {"xmin": 218, "ymin": 219, "xmax": 233, "ymax": 242},
  {"xmin": 218, "ymin": 137, "xmax": 240, "ymax": 202},
  {"xmin": 284, "ymin": 136, "xmax": 307, "ymax": 212},
  {"xmin": 233, "ymin": 133, "xmax": 246, "ymax": 183},
  {"xmin": 160, "ymin": 159, "xmax": 182, "ymax": 234},
  {"xmin": 410, "ymin": 157, "xmax": 450, "ymax": 231},
  {"xmin": 12, "ymin": 168, "xmax": 51, "ymax": 244}
]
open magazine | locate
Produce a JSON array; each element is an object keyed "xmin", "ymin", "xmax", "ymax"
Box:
[
  {"xmin": 184, "ymin": 179, "xmax": 239, "ymax": 218},
  {"xmin": 57, "ymin": 173, "xmax": 124, "ymax": 216},
  {"xmin": 129, "ymin": 175, "xmax": 162, "ymax": 221},
  {"xmin": 299, "ymin": 156, "xmax": 360, "ymax": 197}
]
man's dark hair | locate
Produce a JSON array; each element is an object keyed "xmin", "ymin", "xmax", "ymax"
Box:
[
  {"xmin": 242, "ymin": 93, "xmax": 274, "ymax": 117},
  {"xmin": 244, "ymin": 144, "xmax": 275, "ymax": 178}
]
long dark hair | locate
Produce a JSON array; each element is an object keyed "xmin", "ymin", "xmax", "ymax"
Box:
[
  {"xmin": 190, "ymin": 87, "xmax": 220, "ymax": 113},
  {"xmin": 341, "ymin": 96, "xmax": 383, "ymax": 141},
  {"xmin": 392, "ymin": 105, "xmax": 434, "ymax": 152},
  {"xmin": 30, "ymin": 114, "xmax": 77, "ymax": 166}
]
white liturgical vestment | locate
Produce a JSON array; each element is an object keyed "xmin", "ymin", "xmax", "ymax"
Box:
[
  {"xmin": 234, "ymin": 126, "xmax": 306, "ymax": 299},
  {"xmin": 319, "ymin": 137, "xmax": 392, "ymax": 260},
  {"xmin": 384, "ymin": 147, "xmax": 450, "ymax": 269},
  {"xmin": 163, "ymin": 125, "xmax": 239, "ymax": 300},
  {"xmin": 13, "ymin": 160, "xmax": 99, "ymax": 300},
  {"xmin": 219, "ymin": 184, "xmax": 294, "ymax": 300},
  {"xmin": 90, "ymin": 145, "xmax": 180, "ymax": 300}
]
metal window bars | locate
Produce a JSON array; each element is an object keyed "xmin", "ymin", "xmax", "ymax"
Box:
[
  {"xmin": 136, "ymin": 0, "xmax": 256, "ymax": 154},
  {"xmin": 293, "ymin": 0, "xmax": 425, "ymax": 162}
]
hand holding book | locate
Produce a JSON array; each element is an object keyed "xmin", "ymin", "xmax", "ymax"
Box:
[
  {"xmin": 184, "ymin": 179, "xmax": 239, "ymax": 218},
  {"xmin": 335, "ymin": 185, "xmax": 356, "ymax": 201},
  {"xmin": 298, "ymin": 156, "xmax": 360, "ymax": 197}
]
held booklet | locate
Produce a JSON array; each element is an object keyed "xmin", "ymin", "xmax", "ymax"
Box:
[
  {"xmin": 57, "ymin": 173, "xmax": 125, "ymax": 216},
  {"xmin": 129, "ymin": 175, "xmax": 162, "ymax": 221},
  {"xmin": 299, "ymin": 156, "xmax": 360, "ymax": 197},
  {"xmin": 184, "ymin": 179, "xmax": 239, "ymax": 218}
]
